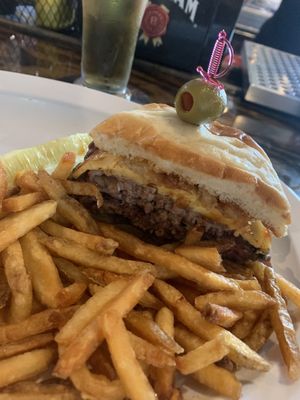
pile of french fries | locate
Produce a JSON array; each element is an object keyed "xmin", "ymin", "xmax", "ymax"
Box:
[{"xmin": 0, "ymin": 151, "xmax": 299, "ymax": 399}]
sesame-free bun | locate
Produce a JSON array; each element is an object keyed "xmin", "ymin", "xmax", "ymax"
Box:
[{"xmin": 90, "ymin": 104, "xmax": 290, "ymax": 237}]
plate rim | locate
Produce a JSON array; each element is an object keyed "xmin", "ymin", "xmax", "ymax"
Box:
[{"xmin": 0, "ymin": 70, "xmax": 137, "ymax": 113}]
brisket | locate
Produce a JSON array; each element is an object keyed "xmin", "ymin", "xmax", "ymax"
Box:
[{"xmin": 83, "ymin": 170, "xmax": 261, "ymax": 263}]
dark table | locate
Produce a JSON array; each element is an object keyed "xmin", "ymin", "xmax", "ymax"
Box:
[{"xmin": 0, "ymin": 22, "xmax": 300, "ymax": 196}]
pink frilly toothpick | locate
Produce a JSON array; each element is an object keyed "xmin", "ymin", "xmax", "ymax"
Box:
[{"xmin": 196, "ymin": 30, "xmax": 234, "ymax": 89}]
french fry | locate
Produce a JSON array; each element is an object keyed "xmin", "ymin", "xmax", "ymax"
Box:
[
  {"xmin": 81, "ymin": 268, "xmax": 163, "ymax": 310},
  {"xmin": 101, "ymin": 311, "xmax": 157, "ymax": 400},
  {"xmin": 51, "ymin": 212, "xmax": 71, "ymax": 227},
  {"xmin": 264, "ymin": 266, "xmax": 300, "ymax": 380},
  {"xmin": 98, "ymin": 223, "xmax": 238, "ymax": 291},
  {"xmin": 0, "ymin": 393, "xmax": 78, "ymax": 399},
  {"xmin": 170, "ymin": 389, "xmax": 183, "ymax": 400},
  {"xmin": 221, "ymin": 330, "xmax": 271, "ymax": 371},
  {"xmin": 0, "ymin": 381, "xmax": 79, "ymax": 399},
  {"xmin": 174, "ymin": 325, "xmax": 242, "ymax": 400},
  {"xmin": 176, "ymin": 334, "xmax": 230, "ymax": 375},
  {"xmin": 183, "ymin": 227, "xmax": 204, "ymax": 245},
  {"xmin": 224, "ymin": 262, "xmax": 260, "ymax": 292},
  {"xmin": 153, "ymin": 279, "xmax": 270, "ymax": 371},
  {"xmin": 0, "ymin": 269, "xmax": 10, "ymax": 310},
  {"xmin": 244, "ymin": 310, "xmax": 273, "ymax": 351},
  {"xmin": 54, "ymin": 257, "xmax": 89, "ymax": 285},
  {"xmin": 203, "ymin": 304, "xmax": 243, "ymax": 329},
  {"xmin": 161, "ymin": 242, "xmax": 179, "ymax": 251},
  {"xmin": 33, "ymin": 226, "xmax": 49, "ymax": 241},
  {"xmin": 171, "ymin": 281, "xmax": 203, "ymax": 305},
  {"xmin": 234, "ymin": 278, "xmax": 261, "ymax": 291},
  {"xmin": 152, "ymin": 307, "xmax": 176, "ymax": 400},
  {"xmin": 140, "ymin": 310, "xmax": 155, "ymax": 320},
  {"xmin": 41, "ymin": 220, "xmax": 118, "ymax": 255},
  {"xmin": 14, "ymin": 171, "xmax": 40, "ymax": 193},
  {"xmin": 0, "ymin": 164, "xmax": 7, "ymax": 205},
  {"xmin": 82, "ymin": 269, "xmax": 123, "ymax": 286},
  {"xmin": 251, "ymin": 261, "xmax": 300, "ymax": 309},
  {"xmin": 2, "ymin": 192, "xmax": 46, "ymax": 213},
  {"xmin": 139, "ymin": 359, "xmax": 150, "ymax": 377},
  {"xmin": 126, "ymin": 310, "xmax": 183, "ymax": 355},
  {"xmin": 223, "ymin": 272, "xmax": 250, "ymax": 281},
  {"xmin": 88, "ymin": 281, "xmax": 112, "ymax": 294},
  {"xmin": 277, "ymin": 274, "xmax": 300, "ymax": 309},
  {"xmin": 54, "ymin": 273, "xmax": 154, "ymax": 378},
  {"xmin": 40, "ymin": 236, "xmax": 157, "ymax": 276},
  {"xmin": 152, "ymin": 265, "xmax": 178, "ymax": 281},
  {"xmin": 114, "ymin": 245, "xmax": 177, "ymax": 279},
  {"xmin": 71, "ymin": 366, "xmax": 124, "ymax": 400},
  {"xmin": 0, "ymin": 210, "xmax": 9, "ymax": 220},
  {"xmin": 0, "ymin": 306, "xmax": 77, "ymax": 345},
  {"xmin": 175, "ymin": 245, "xmax": 224, "ymax": 273},
  {"xmin": 31, "ymin": 296, "xmax": 45, "ymax": 314},
  {"xmin": 82, "ymin": 259, "xmax": 176, "ymax": 283},
  {"xmin": 0, "ymin": 333, "xmax": 54, "ymax": 360},
  {"xmin": 55, "ymin": 279, "xmax": 128, "ymax": 345},
  {"xmin": 224, "ymin": 260, "xmax": 254, "ymax": 278},
  {"xmin": 251, "ymin": 261, "xmax": 269, "ymax": 285},
  {"xmin": 0, "ymin": 347, "xmax": 56, "ymax": 388},
  {"xmin": 61, "ymin": 180, "xmax": 103, "ymax": 208},
  {"xmin": 0, "ymin": 200, "xmax": 57, "ymax": 253},
  {"xmin": 20, "ymin": 229, "xmax": 63, "ymax": 308},
  {"xmin": 217, "ymin": 357, "xmax": 237, "ymax": 372},
  {"xmin": 37, "ymin": 170, "xmax": 69, "ymax": 199},
  {"xmin": 0, "ymin": 309, "xmax": 6, "ymax": 326},
  {"xmin": 56, "ymin": 320, "xmax": 104, "ymax": 379},
  {"xmin": 192, "ymin": 240, "xmax": 235, "ymax": 253},
  {"xmin": 156, "ymin": 307, "xmax": 174, "ymax": 338},
  {"xmin": 0, "ymin": 391, "xmax": 79, "ymax": 400},
  {"xmin": 55, "ymin": 282, "xmax": 87, "ymax": 308},
  {"xmin": 195, "ymin": 289, "xmax": 275, "ymax": 311},
  {"xmin": 2, "ymin": 240, "xmax": 32, "ymax": 323},
  {"xmin": 51, "ymin": 152, "xmax": 76, "ymax": 180},
  {"xmin": 2, "ymin": 380, "xmax": 77, "ymax": 395},
  {"xmin": 129, "ymin": 332, "xmax": 175, "ymax": 368},
  {"xmin": 58, "ymin": 197, "xmax": 99, "ymax": 234},
  {"xmin": 38, "ymin": 170, "xmax": 98, "ymax": 234},
  {"xmin": 89, "ymin": 344, "xmax": 116, "ymax": 380},
  {"xmin": 230, "ymin": 310, "xmax": 258, "ymax": 339}
]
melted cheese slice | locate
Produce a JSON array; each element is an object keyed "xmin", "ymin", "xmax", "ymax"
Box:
[{"xmin": 74, "ymin": 152, "xmax": 271, "ymax": 251}]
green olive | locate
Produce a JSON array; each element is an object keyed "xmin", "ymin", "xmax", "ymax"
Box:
[{"xmin": 175, "ymin": 78, "xmax": 227, "ymax": 125}]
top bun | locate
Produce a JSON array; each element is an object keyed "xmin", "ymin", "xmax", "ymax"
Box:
[{"xmin": 90, "ymin": 103, "xmax": 290, "ymax": 237}]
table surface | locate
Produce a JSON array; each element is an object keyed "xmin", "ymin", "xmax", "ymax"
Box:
[{"xmin": 1, "ymin": 22, "xmax": 300, "ymax": 196}]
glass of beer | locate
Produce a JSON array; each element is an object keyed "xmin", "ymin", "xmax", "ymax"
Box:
[{"xmin": 81, "ymin": 0, "xmax": 147, "ymax": 97}]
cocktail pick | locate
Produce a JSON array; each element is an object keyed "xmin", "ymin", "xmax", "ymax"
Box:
[
  {"xmin": 175, "ymin": 30, "xmax": 234, "ymax": 125},
  {"xmin": 196, "ymin": 30, "xmax": 234, "ymax": 88}
]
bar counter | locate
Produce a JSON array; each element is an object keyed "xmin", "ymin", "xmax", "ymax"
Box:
[{"xmin": 0, "ymin": 23, "xmax": 299, "ymax": 196}]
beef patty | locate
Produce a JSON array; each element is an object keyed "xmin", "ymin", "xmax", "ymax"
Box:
[{"xmin": 80, "ymin": 169, "xmax": 263, "ymax": 263}]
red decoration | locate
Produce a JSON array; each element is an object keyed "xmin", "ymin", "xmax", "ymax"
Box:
[{"xmin": 141, "ymin": 4, "xmax": 170, "ymax": 39}]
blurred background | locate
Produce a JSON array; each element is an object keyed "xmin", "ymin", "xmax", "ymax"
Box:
[{"xmin": 0, "ymin": 0, "xmax": 288, "ymax": 72}]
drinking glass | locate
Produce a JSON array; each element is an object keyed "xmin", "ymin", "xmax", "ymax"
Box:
[{"xmin": 81, "ymin": 0, "xmax": 147, "ymax": 97}]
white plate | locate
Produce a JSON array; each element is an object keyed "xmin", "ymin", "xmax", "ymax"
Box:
[
  {"xmin": 0, "ymin": 70, "xmax": 136, "ymax": 154},
  {"xmin": 0, "ymin": 71, "xmax": 299, "ymax": 399}
]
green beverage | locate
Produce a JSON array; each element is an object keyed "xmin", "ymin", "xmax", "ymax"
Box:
[{"xmin": 82, "ymin": 0, "xmax": 147, "ymax": 96}]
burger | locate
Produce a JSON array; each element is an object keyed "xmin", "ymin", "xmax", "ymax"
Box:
[{"xmin": 73, "ymin": 103, "xmax": 290, "ymax": 264}]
